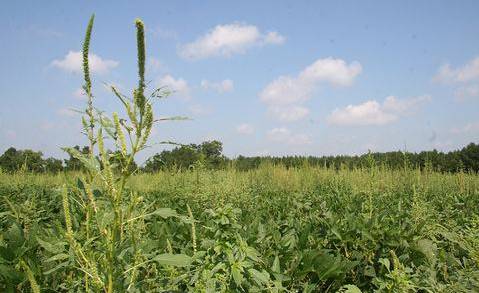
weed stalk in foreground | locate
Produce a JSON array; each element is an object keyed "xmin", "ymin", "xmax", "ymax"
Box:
[{"xmin": 61, "ymin": 15, "xmax": 190, "ymax": 292}]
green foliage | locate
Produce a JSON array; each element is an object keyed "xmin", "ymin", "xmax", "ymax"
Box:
[
  {"xmin": 230, "ymin": 143, "xmax": 479, "ymax": 173},
  {"xmin": 0, "ymin": 12, "xmax": 478, "ymax": 293},
  {"xmin": 2, "ymin": 164, "xmax": 479, "ymax": 291},
  {"xmin": 2, "ymin": 142, "xmax": 478, "ymax": 174},
  {"xmin": 0, "ymin": 148, "xmax": 45, "ymax": 173},
  {"xmin": 143, "ymin": 140, "xmax": 227, "ymax": 171}
]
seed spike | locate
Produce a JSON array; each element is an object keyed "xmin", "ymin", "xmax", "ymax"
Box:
[
  {"xmin": 83, "ymin": 14, "xmax": 95, "ymax": 96},
  {"xmin": 135, "ymin": 18, "xmax": 146, "ymax": 93}
]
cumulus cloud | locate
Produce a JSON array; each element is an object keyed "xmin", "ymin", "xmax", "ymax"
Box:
[
  {"xmin": 434, "ymin": 56, "xmax": 479, "ymax": 100},
  {"xmin": 236, "ymin": 123, "xmax": 254, "ymax": 135},
  {"xmin": 268, "ymin": 106, "xmax": 310, "ymax": 122},
  {"xmin": 435, "ymin": 57, "xmax": 479, "ymax": 83},
  {"xmin": 455, "ymin": 84, "xmax": 479, "ymax": 100},
  {"xmin": 201, "ymin": 79, "xmax": 234, "ymax": 93},
  {"xmin": 179, "ymin": 23, "xmax": 285, "ymax": 59},
  {"xmin": 51, "ymin": 51, "xmax": 118, "ymax": 74},
  {"xmin": 260, "ymin": 58, "xmax": 362, "ymax": 122},
  {"xmin": 267, "ymin": 127, "xmax": 312, "ymax": 145},
  {"xmin": 264, "ymin": 31, "xmax": 286, "ymax": 44},
  {"xmin": 327, "ymin": 95, "xmax": 431, "ymax": 126},
  {"xmin": 158, "ymin": 74, "xmax": 191, "ymax": 100}
]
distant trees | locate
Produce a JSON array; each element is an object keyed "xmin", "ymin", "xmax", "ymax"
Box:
[
  {"xmin": 44, "ymin": 157, "xmax": 63, "ymax": 173},
  {"xmin": 143, "ymin": 140, "xmax": 226, "ymax": 172},
  {"xmin": 1, "ymin": 142, "xmax": 478, "ymax": 174},
  {"xmin": 0, "ymin": 147, "xmax": 46, "ymax": 172},
  {"xmin": 226, "ymin": 143, "xmax": 479, "ymax": 173}
]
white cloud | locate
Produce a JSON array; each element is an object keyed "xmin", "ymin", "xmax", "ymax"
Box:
[
  {"xmin": 51, "ymin": 51, "xmax": 118, "ymax": 74},
  {"xmin": 268, "ymin": 106, "xmax": 310, "ymax": 122},
  {"xmin": 328, "ymin": 100, "xmax": 396, "ymax": 126},
  {"xmin": 434, "ymin": 56, "xmax": 479, "ymax": 101},
  {"xmin": 434, "ymin": 57, "xmax": 479, "ymax": 84},
  {"xmin": 267, "ymin": 127, "xmax": 312, "ymax": 145},
  {"xmin": 327, "ymin": 95, "xmax": 431, "ymax": 126},
  {"xmin": 158, "ymin": 74, "xmax": 191, "ymax": 100},
  {"xmin": 455, "ymin": 84, "xmax": 479, "ymax": 100},
  {"xmin": 298, "ymin": 58, "xmax": 363, "ymax": 87},
  {"xmin": 260, "ymin": 57, "xmax": 362, "ymax": 122},
  {"xmin": 179, "ymin": 23, "xmax": 285, "ymax": 59},
  {"xmin": 382, "ymin": 95, "xmax": 431, "ymax": 113},
  {"xmin": 264, "ymin": 31, "xmax": 286, "ymax": 44},
  {"xmin": 201, "ymin": 79, "xmax": 234, "ymax": 93},
  {"xmin": 236, "ymin": 123, "xmax": 254, "ymax": 135}
]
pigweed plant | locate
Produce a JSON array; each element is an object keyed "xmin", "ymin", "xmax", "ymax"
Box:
[{"xmin": 60, "ymin": 15, "xmax": 191, "ymax": 292}]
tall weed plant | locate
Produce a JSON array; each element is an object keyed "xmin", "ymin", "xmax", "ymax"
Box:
[{"xmin": 60, "ymin": 15, "xmax": 191, "ymax": 292}]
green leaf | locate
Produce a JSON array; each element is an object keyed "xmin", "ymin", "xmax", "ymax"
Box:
[
  {"xmin": 153, "ymin": 208, "xmax": 178, "ymax": 218},
  {"xmin": 6, "ymin": 223, "xmax": 24, "ymax": 248},
  {"xmin": 245, "ymin": 246, "xmax": 260, "ymax": 262},
  {"xmin": 154, "ymin": 253, "xmax": 191, "ymax": 267},
  {"xmin": 156, "ymin": 116, "xmax": 190, "ymax": 122},
  {"xmin": 44, "ymin": 261, "xmax": 70, "ymax": 275},
  {"xmin": 0, "ymin": 264, "xmax": 23, "ymax": 283},
  {"xmin": 231, "ymin": 265, "xmax": 244, "ymax": 286},
  {"xmin": 76, "ymin": 178, "xmax": 85, "ymax": 191},
  {"xmin": 271, "ymin": 255, "xmax": 280, "ymax": 273},
  {"xmin": 338, "ymin": 284, "xmax": 362, "ymax": 293},
  {"xmin": 37, "ymin": 238, "xmax": 66, "ymax": 254},
  {"xmin": 62, "ymin": 147, "xmax": 100, "ymax": 173},
  {"xmin": 378, "ymin": 258, "xmax": 390, "ymax": 271},
  {"xmin": 415, "ymin": 239, "xmax": 437, "ymax": 264},
  {"xmin": 248, "ymin": 268, "xmax": 270, "ymax": 285},
  {"xmin": 45, "ymin": 253, "xmax": 70, "ymax": 263}
]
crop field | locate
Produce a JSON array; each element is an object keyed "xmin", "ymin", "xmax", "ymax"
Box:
[
  {"xmin": 1, "ymin": 166, "xmax": 479, "ymax": 292},
  {"xmin": 2, "ymin": 4, "xmax": 479, "ymax": 292}
]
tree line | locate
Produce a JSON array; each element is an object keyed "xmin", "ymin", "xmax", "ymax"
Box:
[{"xmin": 1, "ymin": 141, "xmax": 478, "ymax": 173}]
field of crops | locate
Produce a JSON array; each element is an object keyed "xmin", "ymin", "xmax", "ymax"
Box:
[{"xmin": 1, "ymin": 165, "xmax": 478, "ymax": 292}]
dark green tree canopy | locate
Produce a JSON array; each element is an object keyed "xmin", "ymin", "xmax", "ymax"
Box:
[{"xmin": 1, "ymin": 142, "xmax": 478, "ymax": 173}]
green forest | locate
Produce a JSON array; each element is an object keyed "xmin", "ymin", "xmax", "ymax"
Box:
[{"xmin": 1, "ymin": 141, "xmax": 478, "ymax": 174}]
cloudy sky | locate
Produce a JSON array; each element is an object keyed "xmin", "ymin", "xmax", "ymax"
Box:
[{"xmin": 1, "ymin": 1, "xmax": 479, "ymax": 162}]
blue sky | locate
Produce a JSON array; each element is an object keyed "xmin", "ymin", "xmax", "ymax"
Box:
[{"xmin": 1, "ymin": 1, "xmax": 479, "ymax": 162}]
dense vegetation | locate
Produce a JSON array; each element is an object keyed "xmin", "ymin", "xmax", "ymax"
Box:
[
  {"xmin": 1, "ymin": 141, "xmax": 479, "ymax": 174},
  {"xmin": 1, "ymin": 14, "xmax": 478, "ymax": 293},
  {"xmin": 1, "ymin": 166, "xmax": 479, "ymax": 291}
]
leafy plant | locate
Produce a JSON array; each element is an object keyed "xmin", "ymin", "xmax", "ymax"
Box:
[{"xmin": 57, "ymin": 15, "xmax": 191, "ymax": 292}]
